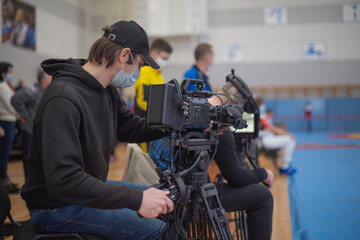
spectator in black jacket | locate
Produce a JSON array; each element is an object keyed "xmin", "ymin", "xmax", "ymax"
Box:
[
  {"xmin": 11, "ymin": 70, "xmax": 51, "ymax": 179},
  {"xmin": 20, "ymin": 20, "xmax": 173, "ymax": 240}
]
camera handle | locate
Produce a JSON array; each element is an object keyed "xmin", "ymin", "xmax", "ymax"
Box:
[
  {"xmin": 226, "ymin": 69, "xmax": 252, "ymax": 99},
  {"xmin": 225, "ymin": 69, "xmax": 259, "ymax": 115},
  {"xmin": 180, "ymin": 79, "xmax": 205, "ymax": 94}
]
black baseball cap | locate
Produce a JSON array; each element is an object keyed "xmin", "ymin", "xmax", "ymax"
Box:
[{"xmin": 103, "ymin": 20, "xmax": 159, "ymax": 69}]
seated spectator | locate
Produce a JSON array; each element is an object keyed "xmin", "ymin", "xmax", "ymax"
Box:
[{"xmin": 259, "ymin": 108, "xmax": 297, "ymax": 175}]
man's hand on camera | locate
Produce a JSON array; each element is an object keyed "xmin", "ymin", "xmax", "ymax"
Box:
[
  {"xmin": 204, "ymin": 121, "xmax": 228, "ymax": 135},
  {"xmin": 263, "ymin": 169, "xmax": 274, "ymax": 188},
  {"xmin": 204, "ymin": 121, "xmax": 214, "ymax": 132},
  {"xmin": 138, "ymin": 187, "xmax": 174, "ymax": 219}
]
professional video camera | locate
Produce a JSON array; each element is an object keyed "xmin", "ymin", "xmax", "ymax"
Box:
[
  {"xmin": 146, "ymin": 70, "xmax": 259, "ymax": 240},
  {"xmin": 147, "ymin": 78, "xmax": 247, "ymax": 132}
]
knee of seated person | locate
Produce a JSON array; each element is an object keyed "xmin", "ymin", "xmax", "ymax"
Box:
[
  {"xmin": 283, "ymin": 135, "xmax": 296, "ymax": 145},
  {"xmin": 288, "ymin": 136, "xmax": 296, "ymax": 145},
  {"xmin": 256, "ymin": 184, "xmax": 273, "ymax": 205}
]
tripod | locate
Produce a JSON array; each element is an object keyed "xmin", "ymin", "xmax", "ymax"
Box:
[{"xmin": 160, "ymin": 132, "xmax": 233, "ymax": 240}]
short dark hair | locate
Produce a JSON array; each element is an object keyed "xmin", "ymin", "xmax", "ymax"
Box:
[
  {"xmin": 6, "ymin": 62, "xmax": 13, "ymax": 69},
  {"xmin": 87, "ymin": 25, "xmax": 138, "ymax": 68},
  {"xmin": 256, "ymin": 97, "xmax": 264, "ymax": 107},
  {"xmin": 0, "ymin": 62, "xmax": 12, "ymax": 82},
  {"xmin": 151, "ymin": 38, "xmax": 172, "ymax": 54},
  {"xmin": 195, "ymin": 43, "xmax": 213, "ymax": 61},
  {"xmin": 37, "ymin": 70, "xmax": 46, "ymax": 83}
]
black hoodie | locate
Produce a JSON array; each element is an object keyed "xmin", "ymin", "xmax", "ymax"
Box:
[{"xmin": 21, "ymin": 58, "xmax": 167, "ymax": 211}]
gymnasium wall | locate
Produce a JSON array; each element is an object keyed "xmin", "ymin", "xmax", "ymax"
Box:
[
  {"xmin": 161, "ymin": 60, "xmax": 360, "ymax": 88},
  {"xmin": 1, "ymin": 0, "xmax": 359, "ymax": 89},
  {"xmin": 264, "ymin": 98, "xmax": 360, "ymax": 132},
  {"xmin": 159, "ymin": 0, "xmax": 360, "ymax": 88}
]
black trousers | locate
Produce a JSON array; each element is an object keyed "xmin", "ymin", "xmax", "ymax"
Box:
[{"xmin": 215, "ymin": 182, "xmax": 273, "ymax": 240}]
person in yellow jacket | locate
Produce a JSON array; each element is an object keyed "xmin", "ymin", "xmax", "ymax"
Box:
[{"xmin": 134, "ymin": 38, "xmax": 173, "ymax": 152}]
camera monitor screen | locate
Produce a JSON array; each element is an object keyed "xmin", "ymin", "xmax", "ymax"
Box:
[{"xmin": 229, "ymin": 112, "xmax": 259, "ymax": 138}]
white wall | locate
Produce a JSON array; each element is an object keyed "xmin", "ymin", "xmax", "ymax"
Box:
[
  {"xmin": 132, "ymin": 0, "xmax": 360, "ymax": 66},
  {"xmin": 1, "ymin": 0, "xmax": 359, "ymax": 88},
  {"xmin": 132, "ymin": 0, "xmax": 208, "ymax": 65},
  {"xmin": 23, "ymin": 0, "xmax": 88, "ymax": 58},
  {"xmin": 208, "ymin": 0, "xmax": 360, "ymax": 64},
  {"xmin": 149, "ymin": 0, "xmax": 360, "ymax": 65},
  {"xmin": 144, "ymin": 0, "xmax": 360, "ymax": 88}
]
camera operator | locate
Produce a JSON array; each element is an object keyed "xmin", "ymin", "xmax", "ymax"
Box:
[
  {"xmin": 148, "ymin": 87, "xmax": 274, "ymax": 240},
  {"xmin": 20, "ymin": 21, "xmax": 174, "ymax": 240}
]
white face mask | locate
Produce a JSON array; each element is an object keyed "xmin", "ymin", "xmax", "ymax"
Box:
[
  {"xmin": 207, "ymin": 65, "xmax": 213, "ymax": 71},
  {"xmin": 156, "ymin": 57, "xmax": 169, "ymax": 69},
  {"xmin": 111, "ymin": 53, "xmax": 140, "ymax": 88}
]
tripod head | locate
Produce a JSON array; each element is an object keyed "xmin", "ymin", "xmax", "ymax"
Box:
[
  {"xmin": 155, "ymin": 130, "xmax": 218, "ymax": 206},
  {"xmin": 154, "ymin": 130, "xmax": 233, "ymax": 240}
]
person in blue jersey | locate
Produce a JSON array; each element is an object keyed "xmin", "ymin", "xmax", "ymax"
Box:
[{"xmin": 184, "ymin": 43, "xmax": 214, "ymax": 92}]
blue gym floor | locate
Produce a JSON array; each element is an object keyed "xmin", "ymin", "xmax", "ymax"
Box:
[{"xmin": 289, "ymin": 132, "xmax": 360, "ymax": 240}]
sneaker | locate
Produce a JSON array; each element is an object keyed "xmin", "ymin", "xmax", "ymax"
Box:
[{"xmin": 279, "ymin": 167, "xmax": 297, "ymax": 175}]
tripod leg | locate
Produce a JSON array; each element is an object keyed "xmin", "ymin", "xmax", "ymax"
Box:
[
  {"xmin": 238, "ymin": 211, "xmax": 244, "ymax": 240},
  {"xmin": 234, "ymin": 211, "xmax": 241, "ymax": 240},
  {"xmin": 201, "ymin": 211, "xmax": 207, "ymax": 240},
  {"xmin": 200, "ymin": 183, "xmax": 233, "ymax": 240},
  {"xmin": 208, "ymin": 217, "xmax": 213, "ymax": 240},
  {"xmin": 241, "ymin": 211, "xmax": 248, "ymax": 240},
  {"xmin": 164, "ymin": 205, "xmax": 188, "ymax": 240}
]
